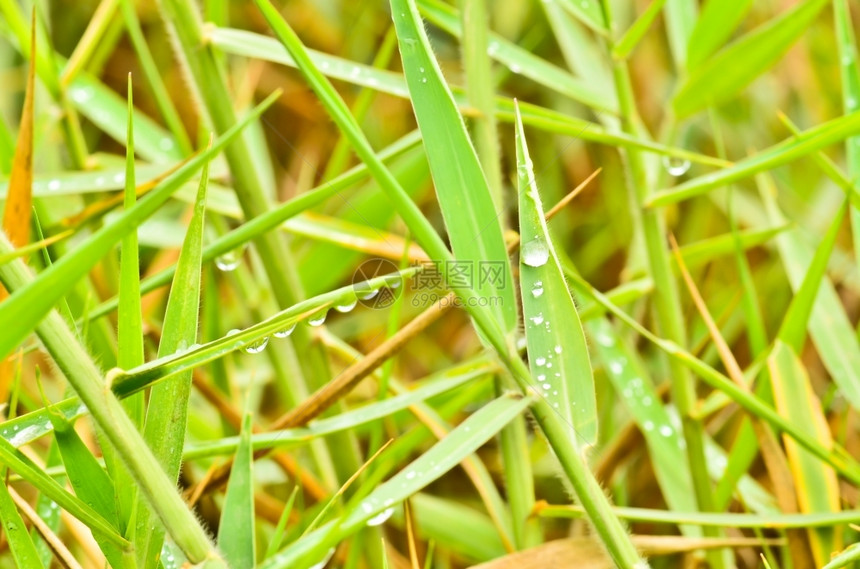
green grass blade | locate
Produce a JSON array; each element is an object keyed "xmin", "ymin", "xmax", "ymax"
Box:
[
  {"xmin": 822, "ymin": 543, "xmax": 860, "ymax": 569},
  {"xmin": 0, "ymin": 436, "xmax": 126, "ymax": 549},
  {"xmin": 515, "ymin": 104, "xmax": 597, "ymax": 448},
  {"xmin": 110, "ymin": 73, "xmax": 146, "ymax": 544},
  {"xmin": 0, "ymin": 478, "xmax": 46, "ymax": 569},
  {"xmin": 834, "ymin": 0, "xmax": 860, "ymax": 275},
  {"xmin": 776, "ymin": 200, "xmax": 847, "ymax": 351},
  {"xmin": 686, "ymin": 0, "xmax": 753, "ymax": 68},
  {"xmin": 761, "ymin": 178, "xmax": 860, "ymax": 412},
  {"xmin": 673, "ymin": 0, "xmax": 830, "ymax": 117},
  {"xmin": 0, "ymin": 92, "xmax": 278, "ymax": 361},
  {"xmin": 611, "ymin": 0, "xmax": 669, "ymax": 60},
  {"xmin": 218, "ymin": 411, "xmax": 256, "ymax": 568},
  {"xmin": 663, "ymin": 0, "xmax": 697, "ymax": 67},
  {"xmin": 557, "ymin": 0, "xmax": 607, "ymax": 35},
  {"xmin": 260, "ymin": 394, "xmax": 532, "ymax": 569},
  {"xmin": 648, "ymin": 110, "xmax": 860, "ymax": 207},
  {"xmin": 768, "ymin": 342, "xmax": 841, "ymax": 564},
  {"xmin": 458, "ymin": 0, "xmax": 503, "ymax": 211},
  {"xmin": 46, "ymin": 410, "xmax": 125, "ymax": 568},
  {"xmin": 588, "ymin": 318, "xmax": 699, "ymax": 536},
  {"xmin": 137, "ymin": 150, "xmax": 210, "ymax": 569},
  {"xmin": 390, "ymin": 0, "xmax": 516, "ymax": 333},
  {"xmin": 419, "ymin": 0, "xmax": 615, "ymax": 113}
]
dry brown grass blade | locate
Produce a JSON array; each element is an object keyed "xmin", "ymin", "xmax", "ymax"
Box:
[
  {"xmin": 10, "ymin": 486, "xmax": 85, "ymax": 569},
  {"xmin": 469, "ymin": 535, "xmax": 785, "ymax": 569},
  {"xmin": 669, "ymin": 235, "xmax": 815, "ymax": 567},
  {"xmin": 0, "ymin": 12, "xmax": 37, "ymax": 406},
  {"xmin": 404, "ymin": 499, "xmax": 420, "ymax": 569},
  {"xmin": 2, "ymin": 10, "xmax": 36, "ymax": 248}
]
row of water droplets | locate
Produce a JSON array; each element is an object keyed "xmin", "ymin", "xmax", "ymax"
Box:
[{"xmin": 595, "ymin": 332, "xmax": 682, "ymax": 443}]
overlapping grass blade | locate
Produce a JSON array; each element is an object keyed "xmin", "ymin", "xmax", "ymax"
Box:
[
  {"xmin": 390, "ymin": 0, "xmax": 516, "ymax": 333},
  {"xmin": 0, "ymin": 92, "xmax": 278, "ymax": 361},
  {"xmin": 0, "ymin": 476, "xmax": 45, "ymax": 569},
  {"xmin": 588, "ymin": 319, "xmax": 699, "ymax": 535},
  {"xmin": 760, "ymin": 178, "xmax": 860, "ymax": 411},
  {"xmin": 674, "ymin": 0, "xmax": 830, "ymax": 116},
  {"xmin": 768, "ymin": 342, "xmax": 841, "ymax": 565},
  {"xmin": 259, "ymin": 393, "xmax": 532, "ymax": 569},
  {"xmin": 648, "ymin": 110, "xmax": 860, "ymax": 207},
  {"xmin": 137, "ymin": 152, "xmax": 210, "ymax": 569},
  {"xmin": 611, "ymin": 0, "xmax": 669, "ymax": 61},
  {"xmin": 515, "ymin": 104, "xmax": 597, "ymax": 447}
]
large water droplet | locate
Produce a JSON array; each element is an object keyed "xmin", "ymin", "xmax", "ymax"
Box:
[
  {"xmin": 662, "ymin": 156, "xmax": 691, "ymax": 177},
  {"xmin": 273, "ymin": 323, "xmax": 297, "ymax": 338},
  {"xmin": 359, "ymin": 287, "xmax": 379, "ymax": 300},
  {"xmin": 308, "ymin": 309, "xmax": 328, "ymax": 327},
  {"xmin": 334, "ymin": 297, "xmax": 358, "ymax": 313},
  {"xmin": 244, "ymin": 336, "xmax": 269, "ymax": 354},
  {"xmin": 215, "ymin": 249, "xmax": 243, "ymax": 272},
  {"xmin": 366, "ymin": 507, "xmax": 395, "ymax": 527},
  {"xmin": 521, "ymin": 239, "xmax": 549, "ymax": 267}
]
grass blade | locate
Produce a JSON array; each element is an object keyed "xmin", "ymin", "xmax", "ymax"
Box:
[
  {"xmin": 137, "ymin": 147, "xmax": 211, "ymax": 569},
  {"xmin": 686, "ymin": 0, "xmax": 753, "ymax": 68},
  {"xmin": 218, "ymin": 411, "xmax": 257, "ymax": 568},
  {"xmin": 0, "ymin": 475, "xmax": 46, "ymax": 569},
  {"xmin": 768, "ymin": 342, "xmax": 841, "ymax": 565},
  {"xmin": 673, "ymin": 0, "xmax": 830, "ymax": 117},
  {"xmin": 0, "ymin": 92, "xmax": 278, "ymax": 361},
  {"xmin": 515, "ymin": 103, "xmax": 597, "ymax": 448},
  {"xmin": 390, "ymin": 0, "xmax": 516, "ymax": 333}
]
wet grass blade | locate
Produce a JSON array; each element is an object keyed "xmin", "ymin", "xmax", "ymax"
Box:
[
  {"xmin": 218, "ymin": 411, "xmax": 256, "ymax": 568},
  {"xmin": 0, "ymin": 92, "xmax": 278, "ymax": 361},
  {"xmin": 515, "ymin": 104, "xmax": 597, "ymax": 448},
  {"xmin": 611, "ymin": 0, "xmax": 669, "ymax": 61},
  {"xmin": 390, "ymin": 0, "xmax": 516, "ymax": 333},
  {"xmin": 259, "ymin": 394, "xmax": 532, "ymax": 569},
  {"xmin": 648, "ymin": 110, "xmax": 860, "ymax": 207},
  {"xmin": 768, "ymin": 342, "xmax": 841, "ymax": 565},
  {"xmin": 0, "ymin": 474, "xmax": 45, "ymax": 569},
  {"xmin": 674, "ymin": 0, "xmax": 830, "ymax": 117},
  {"xmin": 137, "ymin": 146, "xmax": 211, "ymax": 569}
]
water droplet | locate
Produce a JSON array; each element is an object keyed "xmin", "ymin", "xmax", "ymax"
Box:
[
  {"xmin": 542, "ymin": 383, "xmax": 551, "ymax": 390},
  {"xmin": 643, "ymin": 420, "xmax": 654, "ymax": 431},
  {"xmin": 159, "ymin": 138, "xmax": 175, "ymax": 151},
  {"xmin": 359, "ymin": 287, "xmax": 379, "ymax": 300},
  {"xmin": 320, "ymin": 60, "xmax": 330, "ymax": 70},
  {"xmin": 47, "ymin": 179, "xmax": 61, "ymax": 191},
  {"xmin": 642, "ymin": 395, "xmax": 652, "ymax": 406},
  {"xmin": 537, "ymin": 374, "xmax": 546, "ymax": 381},
  {"xmin": 274, "ymin": 323, "xmax": 296, "ymax": 338},
  {"xmin": 421, "ymin": 77, "xmax": 427, "ymax": 83},
  {"xmin": 609, "ymin": 361, "xmax": 623, "ymax": 374},
  {"xmin": 487, "ymin": 41, "xmax": 500, "ymax": 56},
  {"xmin": 385, "ymin": 275, "xmax": 402, "ymax": 289},
  {"xmin": 530, "ymin": 314, "xmax": 544, "ymax": 325},
  {"xmin": 334, "ymin": 298, "xmax": 357, "ymax": 313},
  {"xmin": 535, "ymin": 357, "xmax": 546, "ymax": 366},
  {"xmin": 366, "ymin": 507, "xmax": 395, "ymax": 526},
  {"xmin": 244, "ymin": 336, "xmax": 269, "ymax": 354},
  {"xmin": 226, "ymin": 328, "xmax": 242, "ymax": 337},
  {"xmin": 659, "ymin": 425, "xmax": 673, "ymax": 437},
  {"xmin": 662, "ymin": 156, "xmax": 691, "ymax": 177},
  {"xmin": 405, "ymin": 470, "xmax": 416, "ymax": 479},
  {"xmin": 522, "ymin": 239, "xmax": 549, "ymax": 267},
  {"xmin": 94, "ymin": 176, "xmax": 107, "ymax": 187},
  {"xmin": 509, "ymin": 63, "xmax": 522, "ymax": 74},
  {"xmin": 531, "ymin": 285, "xmax": 544, "ymax": 298},
  {"xmin": 6, "ymin": 522, "xmax": 17, "ymax": 531},
  {"xmin": 351, "ymin": 66, "xmax": 361, "ymax": 78},
  {"xmin": 596, "ymin": 333, "xmax": 614, "ymax": 347},
  {"xmin": 308, "ymin": 309, "xmax": 328, "ymax": 326},
  {"xmin": 843, "ymin": 52, "xmax": 855, "ymax": 66},
  {"xmin": 215, "ymin": 249, "xmax": 243, "ymax": 272},
  {"xmin": 113, "ymin": 172, "xmax": 125, "ymax": 184},
  {"xmin": 419, "ymin": 67, "xmax": 425, "ymax": 73}
]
